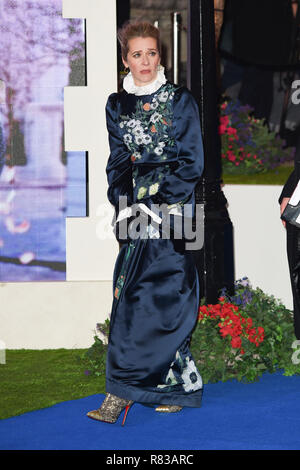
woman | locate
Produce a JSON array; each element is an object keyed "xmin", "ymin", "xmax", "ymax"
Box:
[
  {"xmin": 87, "ymin": 21, "xmax": 204, "ymax": 425},
  {"xmin": 279, "ymin": 131, "xmax": 300, "ymax": 340}
]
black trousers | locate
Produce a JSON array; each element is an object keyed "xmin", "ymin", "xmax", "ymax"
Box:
[{"xmin": 286, "ymin": 221, "xmax": 300, "ymax": 340}]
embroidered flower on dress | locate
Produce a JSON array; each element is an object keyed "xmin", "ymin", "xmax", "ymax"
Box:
[
  {"xmin": 150, "ymin": 112, "xmax": 162, "ymax": 124},
  {"xmin": 150, "ymin": 99, "xmax": 159, "ymax": 110},
  {"xmin": 137, "ymin": 186, "xmax": 148, "ymax": 200},
  {"xmin": 127, "ymin": 119, "xmax": 138, "ymax": 128},
  {"xmin": 134, "ymin": 135, "xmax": 144, "ymax": 145},
  {"xmin": 132, "ymin": 126, "xmax": 143, "ymax": 136},
  {"xmin": 123, "ymin": 134, "xmax": 132, "ymax": 144},
  {"xmin": 158, "ymin": 91, "xmax": 169, "ymax": 102},
  {"xmin": 142, "ymin": 134, "xmax": 152, "ymax": 145},
  {"xmin": 154, "ymin": 147, "xmax": 163, "ymax": 156},
  {"xmin": 149, "ymin": 183, "xmax": 159, "ymax": 195},
  {"xmin": 181, "ymin": 357, "xmax": 203, "ymax": 392}
]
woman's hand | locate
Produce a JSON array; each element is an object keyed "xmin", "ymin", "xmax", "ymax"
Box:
[{"xmin": 280, "ymin": 197, "xmax": 290, "ymax": 228}]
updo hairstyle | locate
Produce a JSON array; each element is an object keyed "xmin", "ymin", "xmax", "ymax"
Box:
[{"xmin": 117, "ymin": 20, "xmax": 161, "ymax": 61}]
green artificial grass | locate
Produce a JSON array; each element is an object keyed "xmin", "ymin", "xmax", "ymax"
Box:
[
  {"xmin": 0, "ymin": 349, "xmax": 105, "ymax": 420},
  {"xmin": 222, "ymin": 165, "xmax": 293, "ymax": 185}
]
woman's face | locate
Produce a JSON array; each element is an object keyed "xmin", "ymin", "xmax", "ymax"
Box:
[{"xmin": 123, "ymin": 36, "xmax": 160, "ymax": 87}]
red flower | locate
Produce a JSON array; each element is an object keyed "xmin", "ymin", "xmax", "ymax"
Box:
[
  {"xmin": 198, "ymin": 300, "xmax": 264, "ymax": 354},
  {"xmin": 218, "ymin": 116, "xmax": 229, "ymax": 135},
  {"xmin": 227, "ymin": 150, "xmax": 236, "ymax": 162},
  {"xmin": 231, "ymin": 337, "xmax": 242, "ymax": 349},
  {"xmin": 219, "ymin": 124, "xmax": 227, "ymax": 135},
  {"xmin": 227, "ymin": 127, "xmax": 237, "ymax": 136},
  {"xmin": 220, "ymin": 116, "xmax": 229, "ymax": 126}
]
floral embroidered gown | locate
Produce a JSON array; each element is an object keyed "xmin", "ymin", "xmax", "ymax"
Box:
[{"xmin": 105, "ymin": 80, "xmax": 204, "ymax": 407}]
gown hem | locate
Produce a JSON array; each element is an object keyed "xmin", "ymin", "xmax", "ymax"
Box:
[{"xmin": 106, "ymin": 378, "xmax": 203, "ymax": 408}]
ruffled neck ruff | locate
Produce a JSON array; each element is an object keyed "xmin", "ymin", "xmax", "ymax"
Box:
[{"xmin": 123, "ymin": 65, "xmax": 167, "ymax": 96}]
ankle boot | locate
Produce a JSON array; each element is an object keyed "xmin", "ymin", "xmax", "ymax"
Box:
[{"xmin": 87, "ymin": 393, "xmax": 133, "ymax": 425}]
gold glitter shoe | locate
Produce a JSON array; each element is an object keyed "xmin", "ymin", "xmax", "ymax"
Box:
[
  {"xmin": 86, "ymin": 393, "xmax": 133, "ymax": 426},
  {"xmin": 155, "ymin": 405, "xmax": 183, "ymax": 413}
]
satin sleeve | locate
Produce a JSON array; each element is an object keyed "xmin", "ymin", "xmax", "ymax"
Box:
[
  {"xmin": 105, "ymin": 93, "xmax": 133, "ymax": 209},
  {"xmin": 151, "ymin": 87, "xmax": 204, "ymax": 206}
]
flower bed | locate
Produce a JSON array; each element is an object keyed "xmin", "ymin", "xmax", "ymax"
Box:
[
  {"xmin": 220, "ymin": 99, "xmax": 294, "ymax": 175},
  {"xmin": 190, "ymin": 278, "xmax": 300, "ymax": 383},
  {"xmin": 80, "ymin": 278, "xmax": 300, "ymax": 384}
]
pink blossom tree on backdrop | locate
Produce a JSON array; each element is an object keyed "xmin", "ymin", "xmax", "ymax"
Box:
[{"xmin": 0, "ymin": 0, "xmax": 84, "ymax": 167}]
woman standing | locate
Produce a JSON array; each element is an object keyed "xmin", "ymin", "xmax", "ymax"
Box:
[
  {"xmin": 87, "ymin": 21, "xmax": 204, "ymax": 425},
  {"xmin": 279, "ymin": 131, "xmax": 300, "ymax": 340}
]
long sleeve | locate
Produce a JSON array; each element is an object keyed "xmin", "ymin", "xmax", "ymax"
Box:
[
  {"xmin": 150, "ymin": 87, "xmax": 204, "ymax": 206},
  {"xmin": 278, "ymin": 169, "xmax": 298, "ymax": 204},
  {"xmin": 105, "ymin": 93, "xmax": 133, "ymax": 209}
]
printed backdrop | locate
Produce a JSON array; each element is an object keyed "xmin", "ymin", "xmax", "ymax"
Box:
[{"xmin": 0, "ymin": 0, "xmax": 86, "ymax": 281}]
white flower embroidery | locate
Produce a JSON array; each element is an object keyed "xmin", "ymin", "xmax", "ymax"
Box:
[
  {"xmin": 132, "ymin": 178, "xmax": 136, "ymax": 188},
  {"xmin": 137, "ymin": 186, "xmax": 147, "ymax": 200},
  {"xmin": 149, "ymin": 183, "xmax": 159, "ymax": 195},
  {"xmin": 154, "ymin": 147, "xmax": 163, "ymax": 156},
  {"xmin": 119, "ymin": 122, "xmax": 125, "ymax": 129},
  {"xmin": 181, "ymin": 357, "xmax": 202, "ymax": 392},
  {"xmin": 123, "ymin": 134, "xmax": 132, "ymax": 144},
  {"xmin": 142, "ymin": 134, "xmax": 152, "ymax": 145},
  {"xmin": 158, "ymin": 91, "xmax": 169, "ymax": 102},
  {"xmin": 150, "ymin": 112, "xmax": 162, "ymax": 124},
  {"xmin": 150, "ymin": 99, "xmax": 159, "ymax": 110},
  {"xmin": 158, "ymin": 142, "xmax": 166, "ymax": 148},
  {"xmin": 127, "ymin": 119, "xmax": 137, "ymax": 128},
  {"xmin": 132, "ymin": 125, "xmax": 144, "ymax": 136},
  {"xmin": 134, "ymin": 135, "xmax": 144, "ymax": 145}
]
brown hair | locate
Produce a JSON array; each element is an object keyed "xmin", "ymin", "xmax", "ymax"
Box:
[{"xmin": 117, "ymin": 20, "xmax": 161, "ymax": 61}]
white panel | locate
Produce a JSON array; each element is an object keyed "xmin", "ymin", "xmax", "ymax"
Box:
[
  {"xmin": 0, "ymin": 281, "xmax": 112, "ymax": 349},
  {"xmin": 0, "ymin": 0, "xmax": 118, "ymax": 349},
  {"xmin": 63, "ymin": 0, "xmax": 120, "ymax": 281},
  {"xmin": 223, "ymin": 184, "xmax": 292, "ymax": 309}
]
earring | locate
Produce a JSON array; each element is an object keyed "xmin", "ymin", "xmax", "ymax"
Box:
[{"xmin": 157, "ymin": 64, "xmax": 162, "ymax": 71}]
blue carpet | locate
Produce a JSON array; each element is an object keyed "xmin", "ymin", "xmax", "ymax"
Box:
[{"xmin": 1, "ymin": 371, "xmax": 300, "ymax": 450}]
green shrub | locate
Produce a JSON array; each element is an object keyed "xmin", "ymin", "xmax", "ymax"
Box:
[
  {"xmin": 220, "ymin": 99, "xmax": 294, "ymax": 175},
  {"xmin": 81, "ymin": 280, "xmax": 300, "ymax": 384}
]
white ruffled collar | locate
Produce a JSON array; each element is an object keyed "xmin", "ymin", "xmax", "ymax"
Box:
[{"xmin": 123, "ymin": 65, "xmax": 167, "ymax": 96}]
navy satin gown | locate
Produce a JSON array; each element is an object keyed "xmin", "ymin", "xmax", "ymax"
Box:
[{"xmin": 105, "ymin": 81, "xmax": 204, "ymax": 407}]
